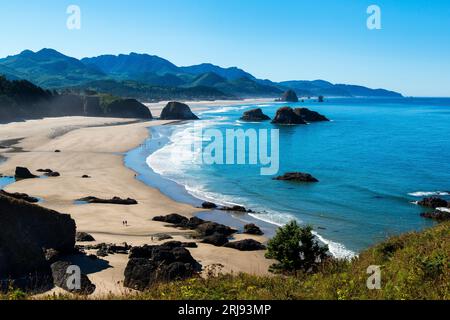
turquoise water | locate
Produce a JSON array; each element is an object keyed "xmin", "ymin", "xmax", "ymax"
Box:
[{"xmin": 145, "ymin": 98, "xmax": 450, "ymax": 257}]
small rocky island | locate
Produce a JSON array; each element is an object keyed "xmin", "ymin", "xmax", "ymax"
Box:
[
  {"xmin": 240, "ymin": 108, "xmax": 271, "ymax": 121},
  {"xmin": 294, "ymin": 108, "xmax": 330, "ymax": 122},
  {"xmin": 271, "ymin": 107, "xmax": 307, "ymax": 125},
  {"xmin": 160, "ymin": 101, "xmax": 199, "ymax": 120},
  {"xmin": 274, "ymin": 172, "xmax": 319, "ymax": 182}
]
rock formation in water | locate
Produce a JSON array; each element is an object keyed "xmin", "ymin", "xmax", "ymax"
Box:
[
  {"xmin": 240, "ymin": 108, "xmax": 271, "ymax": 121},
  {"xmin": 274, "ymin": 172, "xmax": 319, "ymax": 182},
  {"xmin": 271, "ymin": 107, "xmax": 307, "ymax": 125},
  {"xmin": 294, "ymin": 108, "xmax": 329, "ymax": 122},
  {"xmin": 417, "ymin": 197, "xmax": 448, "ymax": 208},
  {"xmin": 159, "ymin": 101, "xmax": 199, "ymax": 120}
]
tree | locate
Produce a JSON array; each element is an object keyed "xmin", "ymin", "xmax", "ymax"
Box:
[{"xmin": 265, "ymin": 220, "xmax": 329, "ymax": 273}]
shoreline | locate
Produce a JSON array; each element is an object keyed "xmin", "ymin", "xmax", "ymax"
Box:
[
  {"xmin": 124, "ymin": 124, "xmax": 279, "ymax": 238},
  {"xmin": 0, "ymin": 99, "xmax": 275, "ymax": 296}
]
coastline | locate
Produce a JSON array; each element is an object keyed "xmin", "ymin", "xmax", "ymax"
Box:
[{"xmin": 0, "ymin": 99, "xmax": 275, "ymax": 296}]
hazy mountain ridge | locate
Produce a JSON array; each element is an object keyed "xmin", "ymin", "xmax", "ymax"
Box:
[{"xmin": 0, "ymin": 49, "xmax": 403, "ymax": 100}]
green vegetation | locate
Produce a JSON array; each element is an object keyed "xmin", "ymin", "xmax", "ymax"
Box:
[
  {"xmin": 1, "ymin": 222, "xmax": 447, "ymax": 300},
  {"xmin": 265, "ymin": 221, "xmax": 329, "ymax": 273}
]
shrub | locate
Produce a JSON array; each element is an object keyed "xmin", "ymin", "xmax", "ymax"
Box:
[{"xmin": 265, "ymin": 221, "xmax": 329, "ymax": 273}]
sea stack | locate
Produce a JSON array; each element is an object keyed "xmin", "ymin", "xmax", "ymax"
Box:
[
  {"xmin": 240, "ymin": 108, "xmax": 271, "ymax": 121},
  {"xmin": 160, "ymin": 101, "xmax": 199, "ymax": 120},
  {"xmin": 294, "ymin": 108, "xmax": 329, "ymax": 122},
  {"xmin": 281, "ymin": 90, "xmax": 299, "ymax": 102},
  {"xmin": 271, "ymin": 107, "xmax": 307, "ymax": 125}
]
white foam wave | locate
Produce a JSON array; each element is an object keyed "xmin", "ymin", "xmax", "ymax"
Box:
[
  {"xmin": 436, "ymin": 207, "xmax": 450, "ymax": 213},
  {"xmin": 408, "ymin": 191, "xmax": 449, "ymax": 197},
  {"xmin": 146, "ymin": 116, "xmax": 357, "ymax": 261}
]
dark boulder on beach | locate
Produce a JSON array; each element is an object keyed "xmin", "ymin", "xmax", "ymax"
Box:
[
  {"xmin": 271, "ymin": 107, "xmax": 307, "ymax": 125},
  {"xmin": 106, "ymin": 98, "xmax": 153, "ymax": 119},
  {"xmin": 294, "ymin": 108, "xmax": 329, "ymax": 122},
  {"xmin": 417, "ymin": 197, "xmax": 448, "ymax": 208},
  {"xmin": 0, "ymin": 190, "xmax": 39, "ymax": 203},
  {"xmin": 81, "ymin": 175, "xmax": 91, "ymax": 178},
  {"xmin": 244, "ymin": 223, "xmax": 264, "ymax": 235},
  {"xmin": 160, "ymin": 101, "xmax": 199, "ymax": 120},
  {"xmin": 76, "ymin": 232, "xmax": 95, "ymax": 242},
  {"xmin": 240, "ymin": 108, "xmax": 271, "ymax": 121},
  {"xmin": 281, "ymin": 90, "xmax": 299, "ymax": 102},
  {"xmin": 45, "ymin": 171, "xmax": 60, "ymax": 177},
  {"xmin": 124, "ymin": 242, "xmax": 201, "ymax": 291},
  {"xmin": 183, "ymin": 216, "xmax": 206, "ymax": 229},
  {"xmin": 274, "ymin": 172, "xmax": 319, "ymax": 183},
  {"xmin": 224, "ymin": 239, "xmax": 266, "ymax": 251},
  {"xmin": 51, "ymin": 261, "xmax": 96, "ymax": 295},
  {"xmin": 202, "ymin": 232, "xmax": 229, "ymax": 246},
  {"xmin": 37, "ymin": 169, "xmax": 53, "ymax": 173},
  {"xmin": 196, "ymin": 222, "xmax": 237, "ymax": 237},
  {"xmin": 15, "ymin": 166, "xmax": 37, "ymax": 179},
  {"xmin": 77, "ymin": 196, "xmax": 138, "ymax": 205},
  {"xmin": 201, "ymin": 201, "xmax": 217, "ymax": 209},
  {"xmin": 153, "ymin": 213, "xmax": 189, "ymax": 226},
  {"xmin": 0, "ymin": 193, "xmax": 76, "ymax": 291}
]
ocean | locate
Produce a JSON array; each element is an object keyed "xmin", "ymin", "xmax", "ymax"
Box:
[{"xmin": 133, "ymin": 97, "xmax": 450, "ymax": 258}]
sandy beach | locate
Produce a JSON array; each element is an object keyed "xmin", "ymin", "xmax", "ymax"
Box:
[{"xmin": 0, "ymin": 99, "xmax": 274, "ymax": 296}]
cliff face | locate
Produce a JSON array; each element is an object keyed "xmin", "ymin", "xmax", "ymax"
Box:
[{"xmin": 0, "ymin": 194, "xmax": 76, "ymax": 283}]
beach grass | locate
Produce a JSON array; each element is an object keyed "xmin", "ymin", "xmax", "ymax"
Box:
[{"xmin": 3, "ymin": 221, "xmax": 448, "ymax": 301}]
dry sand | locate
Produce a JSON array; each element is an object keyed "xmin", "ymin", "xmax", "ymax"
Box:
[{"xmin": 0, "ymin": 99, "xmax": 274, "ymax": 297}]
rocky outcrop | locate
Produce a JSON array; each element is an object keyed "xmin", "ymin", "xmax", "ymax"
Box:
[
  {"xmin": 0, "ymin": 194, "xmax": 76, "ymax": 291},
  {"xmin": 51, "ymin": 261, "xmax": 96, "ymax": 295},
  {"xmin": 196, "ymin": 222, "xmax": 236, "ymax": 237},
  {"xmin": 152, "ymin": 214, "xmax": 237, "ymax": 247},
  {"xmin": 220, "ymin": 205, "xmax": 248, "ymax": 212},
  {"xmin": 201, "ymin": 201, "xmax": 217, "ymax": 209},
  {"xmin": 294, "ymin": 108, "xmax": 329, "ymax": 122},
  {"xmin": 45, "ymin": 171, "xmax": 60, "ymax": 177},
  {"xmin": 244, "ymin": 223, "xmax": 264, "ymax": 235},
  {"xmin": 240, "ymin": 108, "xmax": 271, "ymax": 121},
  {"xmin": 281, "ymin": 90, "xmax": 299, "ymax": 102},
  {"xmin": 106, "ymin": 99, "xmax": 153, "ymax": 119},
  {"xmin": 201, "ymin": 233, "xmax": 229, "ymax": 246},
  {"xmin": 420, "ymin": 209, "xmax": 450, "ymax": 222},
  {"xmin": 153, "ymin": 213, "xmax": 189, "ymax": 225},
  {"xmin": 75, "ymin": 232, "xmax": 95, "ymax": 242},
  {"xmin": 124, "ymin": 242, "xmax": 202, "ymax": 291},
  {"xmin": 15, "ymin": 166, "xmax": 37, "ymax": 179},
  {"xmin": 271, "ymin": 107, "xmax": 307, "ymax": 125},
  {"xmin": 0, "ymin": 190, "xmax": 39, "ymax": 203},
  {"xmin": 77, "ymin": 196, "xmax": 138, "ymax": 205},
  {"xmin": 224, "ymin": 239, "xmax": 266, "ymax": 251},
  {"xmin": 160, "ymin": 101, "xmax": 199, "ymax": 120},
  {"xmin": 417, "ymin": 197, "xmax": 448, "ymax": 208},
  {"xmin": 274, "ymin": 172, "xmax": 319, "ymax": 182}
]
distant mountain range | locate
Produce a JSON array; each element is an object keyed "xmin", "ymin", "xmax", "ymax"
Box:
[{"xmin": 0, "ymin": 48, "xmax": 403, "ymax": 100}]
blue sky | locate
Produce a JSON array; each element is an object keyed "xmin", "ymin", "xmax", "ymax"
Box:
[{"xmin": 0, "ymin": 0, "xmax": 449, "ymax": 96}]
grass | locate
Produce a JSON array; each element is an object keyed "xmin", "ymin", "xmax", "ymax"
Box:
[{"xmin": 2, "ymin": 222, "xmax": 449, "ymax": 300}]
